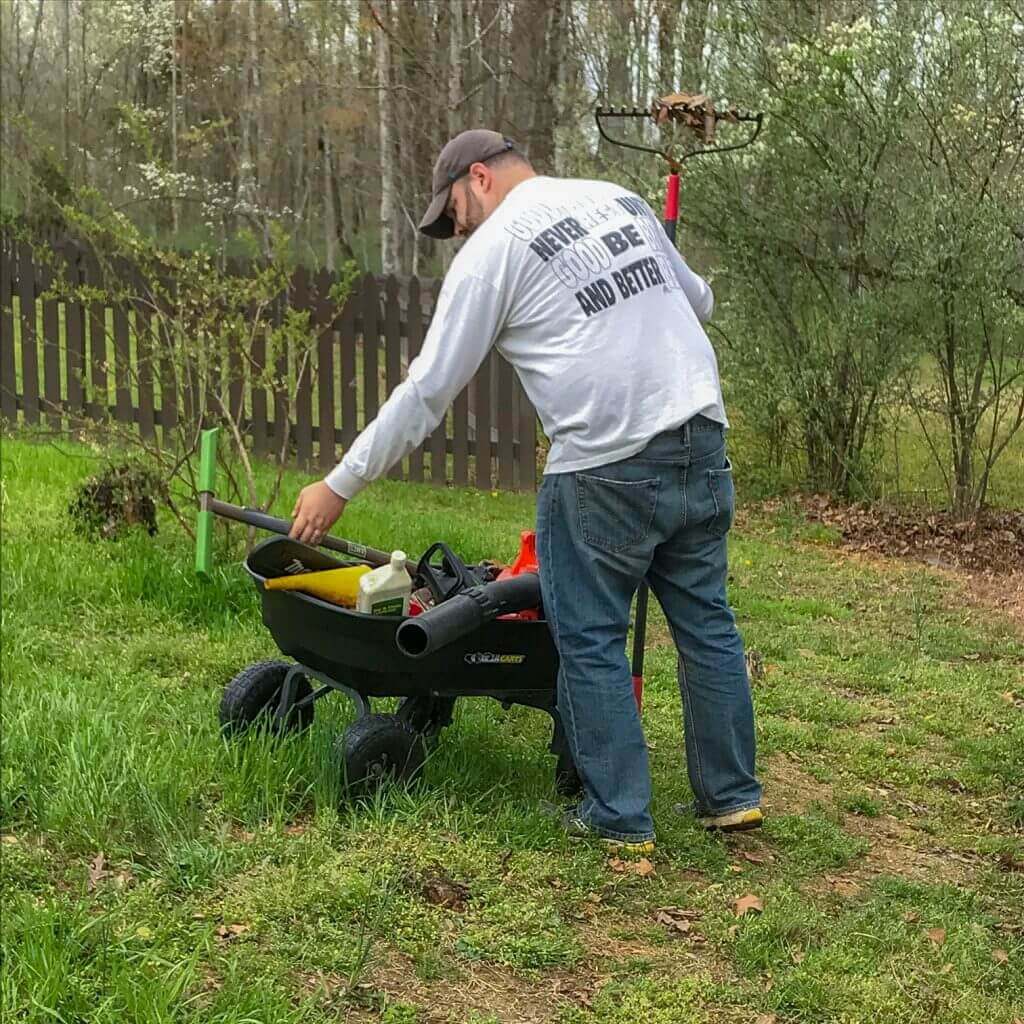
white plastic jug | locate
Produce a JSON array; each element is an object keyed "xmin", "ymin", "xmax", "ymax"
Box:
[{"xmin": 356, "ymin": 550, "xmax": 412, "ymax": 616}]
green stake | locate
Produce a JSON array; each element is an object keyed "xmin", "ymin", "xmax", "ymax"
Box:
[{"xmin": 195, "ymin": 426, "xmax": 219, "ymax": 577}]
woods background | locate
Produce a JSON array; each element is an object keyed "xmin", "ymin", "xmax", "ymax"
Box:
[{"xmin": 1, "ymin": 0, "xmax": 1022, "ymax": 515}]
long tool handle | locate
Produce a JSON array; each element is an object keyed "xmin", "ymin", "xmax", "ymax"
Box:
[
  {"xmin": 203, "ymin": 495, "xmax": 394, "ymax": 567},
  {"xmin": 629, "ymin": 173, "xmax": 682, "ymax": 689}
]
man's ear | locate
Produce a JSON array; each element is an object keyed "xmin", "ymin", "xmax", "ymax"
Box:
[{"xmin": 470, "ymin": 162, "xmax": 492, "ymax": 193}]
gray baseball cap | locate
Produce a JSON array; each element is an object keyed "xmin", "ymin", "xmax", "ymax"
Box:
[{"xmin": 418, "ymin": 129, "xmax": 516, "ymax": 239}]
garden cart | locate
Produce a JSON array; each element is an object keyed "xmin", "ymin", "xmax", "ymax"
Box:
[{"xmin": 195, "ymin": 426, "xmax": 619, "ymax": 800}]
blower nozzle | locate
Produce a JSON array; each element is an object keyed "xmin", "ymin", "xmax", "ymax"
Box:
[{"xmin": 395, "ymin": 573, "xmax": 541, "ymax": 659}]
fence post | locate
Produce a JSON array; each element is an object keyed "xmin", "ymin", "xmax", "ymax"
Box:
[
  {"xmin": 226, "ymin": 259, "xmax": 245, "ymax": 431},
  {"xmin": 155, "ymin": 272, "xmax": 178, "ymax": 446},
  {"xmin": 315, "ymin": 267, "xmax": 337, "ymax": 473},
  {"xmin": 1, "ymin": 235, "xmax": 18, "ymax": 424},
  {"xmin": 17, "ymin": 240, "xmax": 40, "ymax": 425},
  {"xmin": 250, "ymin": 301, "xmax": 268, "ymax": 459},
  {"xmin": 406, "ymin": 276, "xmax": 425, "ymax": 483},
  {"xmin": 38, "ymin": 252, "xmax": 62, "ymax": 432},
  {"xmin": 497, "ymin": 354, "xmax": 516, "ymax": 491},
  {"xmin": 291, "ymin": 264, "xmax": 313, "ymax": 471},
  {"xmin": 111, "ymin": 256, "xmax": 133, "ymax": 427},
  {"xmin": 339, "ymin": 283, "xmax": 358, "ymax": 451},
  {"xmin": 474, "ymin": 351, "xmax": 493, "ymax": 490},
  {"xmin": 384, "ymin": 275, "xmax": 403, "ymax": 480},
  {"xmin": 427, "ymin": 280, "xmax": 448, "ymax": 484},
  {"xmin": 361, "ymin": 274, "xmax": 380, "ymax": 426},
  {"xmin": 132, "ymin": 263, "xmax": 156, "ymax": 441}
]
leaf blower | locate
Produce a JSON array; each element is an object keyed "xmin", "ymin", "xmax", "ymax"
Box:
[{"xmin": 395, "ymin": 572, "xmax": 542, "ymax": 659}]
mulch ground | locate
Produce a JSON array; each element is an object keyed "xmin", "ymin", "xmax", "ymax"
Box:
[
  {"xmin": 750, "ymin": 496, "xmax": 1024, "ymax": 631},
  {"xmin": 792, "ymin": 496, "xmax": 1023, "ymax": 575}
]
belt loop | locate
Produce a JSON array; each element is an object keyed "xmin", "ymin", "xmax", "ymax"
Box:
[{"xmin": 681, "ymin": 417, "xmax": 691, "ymax": 448}]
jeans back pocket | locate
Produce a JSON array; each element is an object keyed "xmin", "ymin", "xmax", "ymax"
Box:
[
  {"xmin": 706, "ymin": 458, "xmax": 735, "ymax": 538},
  {"xmin": 576, "ymin": 473, "xmax": 659, "ymax": 554}
]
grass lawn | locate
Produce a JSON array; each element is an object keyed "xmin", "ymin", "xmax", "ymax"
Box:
[{"xmin": 2, "ymin": 435, "xmax": 1022, "ymax": 1023}]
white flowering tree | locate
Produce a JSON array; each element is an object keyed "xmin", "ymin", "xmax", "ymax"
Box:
[{"xmin": 667, "ymin": 1, "xmax": 1022, "ymax": 510}]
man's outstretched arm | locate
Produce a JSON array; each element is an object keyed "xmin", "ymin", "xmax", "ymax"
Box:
[{"xmin": 290, "ymin": 274, "xmax": 507, "ymax": 543}]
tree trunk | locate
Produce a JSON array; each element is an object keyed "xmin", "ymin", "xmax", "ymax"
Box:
[
  {"xmin": 447, "ymin": 0, "xmax": 463, "ymax": 139},
  {"xmin": 171, "ymin": 0, "xmax": 179, "ymax": 236},
  {"xmin": 318, "ymin": 11, "xmax": 336, "ymax": 271},
  {"xmin": 62, "ymin": 0, "xmax": 71, "ymax": 170},
  {"xmin": 377, "ymin": 0, "xmax": 398, "ymax": 275},
  {"xmin": 530, "ymin": 0, "xmax": 563, "ymax": 174},
  {"xmin": 682, "ymin": 0, "xmax": 710, "ymax": 91},
  {"xmin": 658, "ymin": 0, "xmax": 681, "ymax": 90}
]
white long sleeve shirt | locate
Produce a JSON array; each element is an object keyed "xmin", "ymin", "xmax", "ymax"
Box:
[{"xmin": 325, "ymin": 175, "xmax": 725, "ymax": 500}]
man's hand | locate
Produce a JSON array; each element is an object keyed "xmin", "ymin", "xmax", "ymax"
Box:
[{"xmin": 289, "ymin": 481, "xmax": 347, "ymax": 546}]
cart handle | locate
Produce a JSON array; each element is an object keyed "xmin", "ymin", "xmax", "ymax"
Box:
[{"xmin": 195, "ymin": 427, "xmax": 412, "ymax": 576}]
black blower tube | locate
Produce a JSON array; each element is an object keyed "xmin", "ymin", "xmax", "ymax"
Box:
[{"xmin": 395, "ymin": 573, "xmax": 542, "ymax": 659}]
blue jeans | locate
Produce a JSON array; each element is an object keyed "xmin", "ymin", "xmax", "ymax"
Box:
[{"xmin": 536, "ymin": 415, "xmax": 761, "ymax": 842}]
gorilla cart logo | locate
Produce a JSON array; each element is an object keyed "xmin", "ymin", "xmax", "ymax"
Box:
[{"xmin": 464, "ymin": 652, "xmax": 526, "ymax": 666}]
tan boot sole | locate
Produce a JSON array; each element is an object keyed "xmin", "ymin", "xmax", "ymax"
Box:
[{"xmin": 699, "ymin": 807, "xmax": 764, "ymax": 832}]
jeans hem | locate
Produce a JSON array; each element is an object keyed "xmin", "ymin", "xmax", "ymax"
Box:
[
  {"xmin": 696, "ymin": 799, "xmax": 762, "ymax": 817},
  {"xmin": 594, "ymin": 827, "xmax": 657, "ymax": 843}
]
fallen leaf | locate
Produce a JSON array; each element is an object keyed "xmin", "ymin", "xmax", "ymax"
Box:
[
  {"xmin": 755, "ymin": 1015, "xmax": 778, "ymax": 1024},
  {"xmin": 926, "ymin": 927, "xmax": 947, "ymax": 946},
  {"xmin": 655, "ymin": 905, "xmax": 703, "ymax": 919},
  {"xmin": 729, "ymin": 863, "xmax": 744, "ymax": 874},
  {"xmin": 997, "ymin": 852, "xmax": 1024, "ymax": 872},
  {"xmin": 608, "ymin": 857, "xmax": 656, "ymax": 877},
  {"xmin": 0, "ymin": 834, "xmax": 17, "ymax": 845},
  {"xmin": 791, "ymin": 949, "xmax": 806, "ymax": 964},
  {"xmin": 653, "ymin": 906, "xmax": 702, "ymax": 937},
  {"xmin": 741, "ymin": 851, "xmax": 771, "ymax": 864},
  {"xmin": 797, "ymin": 648, "xmax": 815, "ymax": 658},
  {"xmin": 992, "ymin": 948, "xmax": 1009, "ymax": 964},
  {"xmin": 283, "ymin": 823, "xmax": 308, "ymax": 836},
  {"xmin": 135, "ymin": 926, "xmax": 153, "ymax": 940},
  {"xmin": 87, "ymin": 853, "xmax": 110, "ymax": 892},
  {"xmin": 825, "ymin": 874, "xmax": 860, "ymax": 897},
  {"xmin": 902, "ymin": 911, "xmax": 920, "ymax": 923},
  {"xmin": 734, "ymin": 893, "xmax": 764, "ymax": 917},
  {"xmin": 216, "ymin": 923, "xmax": 250, "ymax": 941},
  {"xmin": 655, "ymin": 911, "xmax": 691, "ymax": 935},
  {"xmin": 1001, "ymin": 691, "xmax": 1015, "ymax": 705},
  {"xmin": 939, "ymin": 962, "xmax": 953, "ymax": 975},
  {"xmin": 421, "ymin": 870, "xmax": 470, "ymax": 912}
]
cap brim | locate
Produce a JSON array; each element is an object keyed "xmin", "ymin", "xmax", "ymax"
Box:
[{"xmin": 418, "ymin": 188, "xmax": 454, "ymax": 239}]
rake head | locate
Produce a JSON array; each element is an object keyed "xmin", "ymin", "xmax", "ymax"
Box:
[{"xmin": 596, "ymin": 91, "xmax": 764, "ymax": 169}]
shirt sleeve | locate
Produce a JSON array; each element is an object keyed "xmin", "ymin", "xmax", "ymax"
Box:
[
  {"xmin": 641, "ymin": 199, "xmax": 715, "ymax": 323},
  {"xmin": 324, "ymin": 274, "xmax": 506, "ymax": 500},
  {"xmin": 662, "ymin": 244, "xmax": 714, "ymax": 323}
]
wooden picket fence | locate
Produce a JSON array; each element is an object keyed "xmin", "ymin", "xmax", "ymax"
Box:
[{"xmin": 0, "ymin": 233, "xmax": 538, "ymax": 491}]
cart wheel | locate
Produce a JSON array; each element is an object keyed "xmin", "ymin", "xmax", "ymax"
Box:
[
  {"xmin": 555, "ymin": 748, "xmax": 584, "ymax": 798},
  {"xmin": 338, "ymin": 714, "xmax": 426, "ymax": 799},
  {"xmin": 397, "ymin": 696, "xmax": 457, "ymax": 746},
  {"xmin": 219, "ymin": 660, "xmax": 313, "ymax": 736}
]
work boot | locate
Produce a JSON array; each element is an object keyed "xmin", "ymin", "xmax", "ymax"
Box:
[
  {"xmin": 543, "ymin": 802, "xmax": 656, "ymax": 856},
  {"xmin": 674, "ymin": 802, "xmax": 764, "ymax": 833}
]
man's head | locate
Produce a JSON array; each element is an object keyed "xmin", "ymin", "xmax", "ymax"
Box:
[{"xmin": 419, "ymin": 129, "xmax": 535, "ymax": 240}]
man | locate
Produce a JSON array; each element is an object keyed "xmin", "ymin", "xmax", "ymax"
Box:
[{"xmin": 290, "ymin": 129, "xmax": 763, "ymax": 854}]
